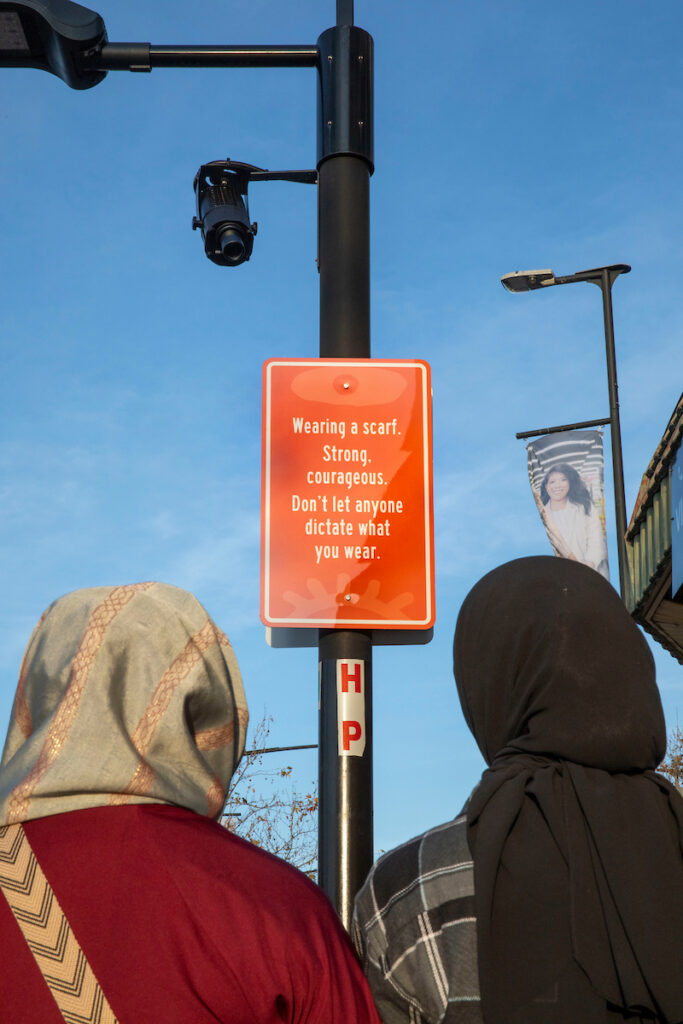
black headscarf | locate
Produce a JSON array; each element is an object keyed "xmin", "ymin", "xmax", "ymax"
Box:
[{"xmin": 454, "ymin": 557, "xmax": 683, "ymax": 1024}]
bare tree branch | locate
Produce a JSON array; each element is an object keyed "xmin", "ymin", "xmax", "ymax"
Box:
[
  {"xmin": 221, "ymin": 715, "xmax": 318, "ymax": 879},
  {"xmin": 659, "ymin": 725, "xmax": 683, "ymax": 792}
]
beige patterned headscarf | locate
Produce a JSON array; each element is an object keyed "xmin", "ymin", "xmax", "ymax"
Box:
[{"xmin": 0, "ymin": 582, "xmax": 248, "ymax": 825}]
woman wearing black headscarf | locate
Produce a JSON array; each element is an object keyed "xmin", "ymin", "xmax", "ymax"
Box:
[
  {"xmin": 455, "ymin": 557, "xmax": 683, "ymax": 1024},
  {"xmin": 354, "ymin": 557, "xmax": 683, "ymax": 1024}
]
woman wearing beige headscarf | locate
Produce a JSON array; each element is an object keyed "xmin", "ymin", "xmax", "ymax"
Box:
[{"xmin": 0, "ymin": 582, "xmax": 381, "ymax": 1024}]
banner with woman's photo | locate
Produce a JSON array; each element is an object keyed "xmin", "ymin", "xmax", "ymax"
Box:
[{"xmin": 526, "ymin": 429, "xmax": 610, "ymax": 580}]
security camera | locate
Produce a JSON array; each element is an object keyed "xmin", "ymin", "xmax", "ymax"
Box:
[{"xmin": 192, "ymin": 161, "xmax": 257, "ymax": 267}]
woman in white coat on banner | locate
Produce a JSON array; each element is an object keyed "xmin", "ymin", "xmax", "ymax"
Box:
[{"xmin": 536, "ymin": 463, "xmax": 609, "ymax": 579}]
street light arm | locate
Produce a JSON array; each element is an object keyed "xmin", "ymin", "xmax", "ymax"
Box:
[
  {"xmin": 554, "ymin": 264, "xmax": 631, "ymax": 288},
  {"xmin": 81, "ymin": 42, "xmax": 319, "ymax": 72}
]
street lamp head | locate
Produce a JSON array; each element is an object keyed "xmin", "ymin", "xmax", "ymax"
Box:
[
  {"xmin": 193, "ymin": 162, "xmax": 257, "ymax": 268},
  {"xmin": 0, "ymin": 0, "xmax": 106, "ymax": 89},
  {"xmin": 500, "ymin": 269, "xmax": 556, "ymax": 293},
  {"xmin": 502, "ymin": 263, "xmax": 632, "ymax": 292}
]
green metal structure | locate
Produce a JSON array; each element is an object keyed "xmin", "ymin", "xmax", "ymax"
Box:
[{"xmin": 625, "ymin": 394, "xmax": 683, "ymax": 665}]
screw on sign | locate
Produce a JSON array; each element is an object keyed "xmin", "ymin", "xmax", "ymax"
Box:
[{"xmin": 261, "ymin": 359, "xmax": 435, "ymax": 630}]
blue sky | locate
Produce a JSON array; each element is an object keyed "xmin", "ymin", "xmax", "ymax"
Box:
[{"xmin": 1, "ymin": 0, "xmax": 681, "ymax": 855}]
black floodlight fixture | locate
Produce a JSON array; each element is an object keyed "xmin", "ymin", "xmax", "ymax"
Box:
[
  {"xmin": 0, "ymin": 0, "xmax": 106, "ymax": 89},
  {"xmin": 193, "ymin": 160, "xmax": 258, "ymax": 268},
  {"xmin": 500, "ymin": 269, "xmax": 556, "ymax": 292}
]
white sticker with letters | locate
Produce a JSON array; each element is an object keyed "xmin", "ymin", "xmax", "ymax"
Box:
[{"xmin": 337, "ymin": 659, "xmax": 366, "ymax": 757}]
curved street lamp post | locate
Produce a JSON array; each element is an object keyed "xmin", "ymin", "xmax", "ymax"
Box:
[{"xmin": 501, "ymin": 264, "xmax": 631, "ymax": 599}]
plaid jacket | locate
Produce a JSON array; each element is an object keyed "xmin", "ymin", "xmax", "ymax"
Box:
[{"xmin": 352, "ymin": 814, "xmax": 483, "ymax": 1024}]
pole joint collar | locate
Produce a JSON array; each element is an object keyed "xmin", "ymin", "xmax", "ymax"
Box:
[{"xmin": 317, "ymin": 26, "xmax": 373, "ymax": 172}]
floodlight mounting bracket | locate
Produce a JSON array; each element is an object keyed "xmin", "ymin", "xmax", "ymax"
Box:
[{"xmin": 196, "ymin": 159, "xmax": 318, "ymax": 187}]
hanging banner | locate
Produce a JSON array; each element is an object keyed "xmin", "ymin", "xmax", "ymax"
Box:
[
  {"xmin": 261, "ymin": 358, "xmax": 435, "ymax": 630},
  {"xmin": 526, "ymin": 429, "xmax": 609, "ymax": 580}
]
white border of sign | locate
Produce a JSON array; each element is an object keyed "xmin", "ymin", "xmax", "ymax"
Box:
[{"xmin": 262, "ymin": 358, "xmax": 434, "ymax": 629}]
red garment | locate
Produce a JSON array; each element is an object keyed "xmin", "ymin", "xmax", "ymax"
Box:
[{"xmin": 0, "ymin": 804, "xmax": 382, "ymax": 1024}]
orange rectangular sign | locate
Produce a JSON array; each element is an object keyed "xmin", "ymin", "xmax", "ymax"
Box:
[{"xmin": 261, "ymin": 358, "xmax": 434, "ymax": 629}]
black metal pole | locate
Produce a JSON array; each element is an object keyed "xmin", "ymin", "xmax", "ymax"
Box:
[
  {"xmin": 318, "ymin": 156, "xmax": 370, "ymax": 355},
  {"xmin": 316, "ymin": 13, "xmax": 374, "ymax": 928},
  {"xmin": 600, "ymin": 268, "xmax": 629, "ymax": 599},
  {"xmin": 318, "ymin": 630, "xmax": 373, "ymax": 926}
]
